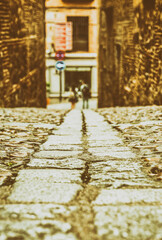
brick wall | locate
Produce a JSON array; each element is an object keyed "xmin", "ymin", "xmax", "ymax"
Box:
[
  {"xmin": 98, "ymin": 0, "xmax": 161, "ymax": 107},
  {"xmin": 0, "ymin": 0, "xmax": 46, "ymax": 107}
]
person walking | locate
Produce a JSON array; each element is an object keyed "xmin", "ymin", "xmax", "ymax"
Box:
[
  {"xmin": 68, "ymin": 87, "xmax": 78, "ymax": 109},
  {"xmin": 80, "ymin": 80, "xmax": 90, "ymax": 109}
]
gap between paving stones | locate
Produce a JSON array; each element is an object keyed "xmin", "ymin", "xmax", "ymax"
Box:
[
  {"xmin": 65, "ymin": 110, "xmax": 162, "ymax": 240},
  {"xmin": 0, "ymin": 109, "xmax": 69, "ymax": 204},
  {"xmin": 1, "ymin": 109, "xmax": 162, "ymax": 240},
  {"xmin": 61, "ymin": 110, "xmax": 101, "ymax": 240},
  {"xmin": 83, "ymin": 109, "xmax": 162, "ymax": 240},
  {"xmin": 2, "ymin": 110, "xmax": 101, "ymax": 240},
  {"xmin": 96, "ymin": 107, "xmax": 162, "ymax": 181}
]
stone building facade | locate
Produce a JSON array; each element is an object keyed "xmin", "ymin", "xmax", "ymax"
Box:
[
  {"xmin": 46, "ymin": 0, "xmax": 99, "ymax": 99},
  {"xmin": 0, "ymin": 0, "xmax": 46, "ymax": 107},
  {"xmin": 98, "ymin": 0, "xmax": 161, "ymax": 107}
]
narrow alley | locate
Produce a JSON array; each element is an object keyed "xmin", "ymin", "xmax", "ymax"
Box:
[
  {"xmin": 0, "ymin": 0, "xmax": 161, "ymax": 239},
  {"xmin": 0, "ymin": 106, "xmax": 161, "ymax": 240}
]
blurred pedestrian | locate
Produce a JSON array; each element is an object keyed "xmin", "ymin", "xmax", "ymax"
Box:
[
  {"xmin": 68, "ymin": 87, "xmax": 78, "ymax": 109},
  {"xmin": 80, "ymin": 80, "xmax": 90, "ymax": 109}
]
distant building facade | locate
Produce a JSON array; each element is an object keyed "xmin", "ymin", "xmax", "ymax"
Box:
[
  {"xmin": 98, "ymin": 0, "xmax": 161, "ymax": 107},
  {"xmin": 46, "ymin": 0, "xmax": 99, "ymax": 98},
  {"xmin": 0, "ymin": 0, "xmax": 46, "ymax": 107}
]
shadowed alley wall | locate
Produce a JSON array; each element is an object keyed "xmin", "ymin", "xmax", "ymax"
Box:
[
  {"xmin": 98, "ymin": 0, "xmax": 161, "ymax": 107},
  {"xmin": 0, "ymin": 0, "xmax": 46, "ymax": 107}
]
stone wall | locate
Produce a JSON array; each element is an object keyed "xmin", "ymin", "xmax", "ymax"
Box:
[
  {"xmin": 0, "ymin": 0, "xmax": 46, "ymax": 107},
  {"xmin": 98, "ymin": 0, "xmax": 161, "ymax": 107}
]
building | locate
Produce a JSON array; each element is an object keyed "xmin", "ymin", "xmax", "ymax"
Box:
[
  {"xmin": 98, "ymin": 0, "xmax": 161, "ymax": 107},
  {"xmin": 0, "ymin": 0, "xmax": 46, "ymax": 107},
  {"xmin": 45, "ymin": 0, "xmax": 99, "ymax": 99}
]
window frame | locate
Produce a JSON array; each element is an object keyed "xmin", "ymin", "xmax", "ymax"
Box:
[{"xmin": 67, "ymin": 16, "xmax": 89, "ymax": 52}]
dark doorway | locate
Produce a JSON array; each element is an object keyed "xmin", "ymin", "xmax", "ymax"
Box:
[{"xmin": 65, "ymin": 71, "xmax": 91, "ymax": 91}]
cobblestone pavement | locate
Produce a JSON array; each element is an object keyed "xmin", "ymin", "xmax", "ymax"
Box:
[
  {"xmin": 0, "ymin": 108, "xmax": 68, "ymax": 189},
  {"xmin": 0, "ymin": 106, "xmax": 162, "ymax": 240},
  {"xmin": 97, "ymin": 106, "xmax": 162, "ymax": 181}
]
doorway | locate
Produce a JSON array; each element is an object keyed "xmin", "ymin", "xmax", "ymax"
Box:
[{"xmin": 65, "ymin": 71, "xmax": 91, "ymax": 91}]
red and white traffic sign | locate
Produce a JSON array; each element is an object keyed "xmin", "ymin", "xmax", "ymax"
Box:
[{"xmin": 55, "ymin": 51, "xmax": 65, "ymax": 60}]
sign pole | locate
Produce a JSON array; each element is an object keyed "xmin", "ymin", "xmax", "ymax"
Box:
[
  {"xmin": 55, "ymin": 61, "xmax": 65, "ymax": 103},
  {"xmin": 59, "ymin": 70, "xmax": 62, "ymax": 103}
]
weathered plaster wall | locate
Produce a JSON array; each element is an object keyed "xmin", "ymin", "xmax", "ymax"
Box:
[{"xmin": 0, "ymin": 0, "xmax": 46, "ymax": 107}]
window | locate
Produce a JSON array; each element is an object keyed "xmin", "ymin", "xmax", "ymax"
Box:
[{"xmin": 67, "ymin": 16, "xmax": 89, "ymax": 51}]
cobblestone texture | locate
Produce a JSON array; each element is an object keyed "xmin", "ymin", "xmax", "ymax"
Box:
[
  {"xmin": 97, "ymin": 106, "xmax": 162, "ymax": 181},
  {"xmin": 0, "ymin": 106, "xmax": 162, "ymax": 240},
  {"xmin": 0, "ymin": 108, "xmax": 68, "ymax": 187}
]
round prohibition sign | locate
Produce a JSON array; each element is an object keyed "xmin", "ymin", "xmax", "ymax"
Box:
[{"xmin": 55, "ymin": 51, "xmax": 65, "ymax": 60}]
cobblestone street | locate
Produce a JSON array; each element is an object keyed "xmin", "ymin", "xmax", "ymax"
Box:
[{"xmin": 0, "ymin": 106, "xmax": 162, "ymax": 240}]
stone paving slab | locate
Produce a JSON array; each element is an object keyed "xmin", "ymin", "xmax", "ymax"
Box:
[
  {"xmin": 59, "ymin": 125, "xmax": 82, "ymax": 130},
  {"xmin": 40, "ymin": 144, "xmax": 82, "ymax": 151},
  {"xmin": 9, "ymin": 183, "xmax": 81, "ymax": 204},
  {"xmin": 0, "ymin": 220, "xmax": 77, "ymax": 240},
  {"xmin": 89, "ymin": 159, "xmax": 141, "ymax": 172},
  {"xmin": 88, "ymin": 139, "xmax": 123, "ymax": 147},
  {"xmin": 54, "ymin": 129, "xmax": 82, "ymax": 135},
  {"xmin": 94, "ymin": 205, "xmax": 162, "ymax": 240},
  {"xmin": 33, "ymin": 150, "xmax": 82, "ymax": 159},
  {"xmin": 61, "ymin": 121, "xmax": 82, "ymax": 126},
  {"xmin": 11, "ymin": 169, "xmax": 82, "ymax": 183},
  {"xmin": 89, "ymin": 149, "xmax": 136, "ymax": 158},
  {"xmin": 90, "ymin": 175, "xmax": 160, "ymax": 188},
  {"xmin": 89, "ymin": 146, "xmax": 132, "ymax": 152},
  {"xmin": 93, "ymin": 189, "xmax": 162, "ymax": 205},
  {"xmin": 89, "ymin": 160, "xmax": 160, "ymax": 188},
  {"xmin": 88, "ymin": 132, "xmax": 120, "ymax": 141},
  {"xmin": 0, "ymin": 204, "xmax": 78, "ymax": 239},
  {"xmin": 0, "ymin": 204, "xmax": 76, "ymax": 219},
  {"xmin": 46, "ymin": 135, "xmax": 82, "ymax": 145},
  {"xmin": 86, "ymin": 127, "xmax": 114, "ymax": 134},
  {"xmin": 0, "ymin": 122, "xmax": 57, "ymax": 129},
  {"xmin": 8, "ymin": 169, "xmax": 82, "ymax": 203},
  {"xmin": 28, "ymin": 158, "xmax": 85, "ymax": 169}
]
